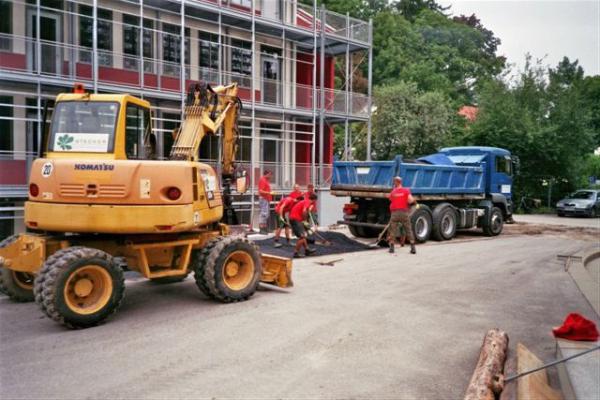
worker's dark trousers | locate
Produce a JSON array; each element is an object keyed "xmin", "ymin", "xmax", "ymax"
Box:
[{"xmin": 388, "ymin": 210, "xmax": 414, "ymax": 243}]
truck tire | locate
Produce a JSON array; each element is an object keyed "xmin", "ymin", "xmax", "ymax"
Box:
[
  {"xmin": 33, "ymin": 247, "xmax": 125, "ymax": 329},
  {"xmin": 483, "ymin": 207, "xmax": 504, "ymax": 236},
  {"xmin": 411, "ymin": 205, "xmax": 433, "ymax": 243},
  {"xmin": 432, "ymin": 203, "xmax": 457, "ymax": 241},
  {"xmin": 194, "ymin": 236, "xmax": 261, "ymax": 303},
  {"xmin": 0, "ymin": 235, "xmax": 35, "ymax": 301},
  {"xmin": 348, "ymin": 224, "xmax": 363, "ymax": 238}
]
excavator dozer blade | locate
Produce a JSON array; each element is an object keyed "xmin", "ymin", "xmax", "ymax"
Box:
[{"xmin": 260, "ymin": 253, "xmax": 293, "ymax": 288}]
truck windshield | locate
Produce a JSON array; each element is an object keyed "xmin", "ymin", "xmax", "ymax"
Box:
[{"xmin": 48, "ymin": 101, "xmax": 119, "ymax": 153}]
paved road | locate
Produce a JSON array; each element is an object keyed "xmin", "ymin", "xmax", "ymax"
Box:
[
  {"xmin": 515, "ymin": 213, "xmax": 600, "ymax": 229},
  {"xmin": 0, "ymin": 234, "xmax": 597, "ymax": 399}
]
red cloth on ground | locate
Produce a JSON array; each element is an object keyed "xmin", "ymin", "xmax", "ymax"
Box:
[
  {"xmin": 258, "ymin": 176, "xmax": 272, "ymax": 201},
  {"xmin": 389, "ymin": 187, "xmax": 411, "ymax": 211},
  {"xmin": 552, "ymin": 313, "xmax": 599, "ymax": 341}
]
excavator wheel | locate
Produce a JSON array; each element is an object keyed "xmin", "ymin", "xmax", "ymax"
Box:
[
  {"xmin": 193, "ymin": 236, "xmax": 261, "ymax": 303},
  {"xmin": 34, "ymin": 247, "xmax": 125, "ymax": 329},
  {"xmin": 0, "ymin": 235, "xmax": 35, "ymax": 301}
]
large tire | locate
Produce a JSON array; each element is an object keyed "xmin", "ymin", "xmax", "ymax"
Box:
[
  {"xmin": 411, "ymin": 205, "xmax": 433, "ymax": 243},
  {"xmin": 482, "ymin": 207, "xmax": 504, "ymax": 236},
  {"xmin": 33, "ymin": 247, "xmax": 125, "ymax": 329},
  {"xmin": 431, "ymin": 203, "xmax": 458, "ymax": 241},
  {"xmin": 348, "ymin": 224, "xmax": 362, "ymax": 238},
  {"xmin": 194, "ymin": 236, "xmax": 261, "ymax": 303},
  {"xmin": 0, "ymin": 235, "xmax": 35, "ymax": 301}
]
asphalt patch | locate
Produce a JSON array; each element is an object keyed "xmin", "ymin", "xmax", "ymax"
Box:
[{"xmin": 253, "ymin": 231, "xmax": 374, "ymax": 258}]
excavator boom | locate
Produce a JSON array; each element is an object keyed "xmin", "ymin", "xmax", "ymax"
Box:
[{"xmin": 170, "ymin": 81, "xmax": 241, "ymax": 174}]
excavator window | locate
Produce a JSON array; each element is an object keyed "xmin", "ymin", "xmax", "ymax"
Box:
[
  {"xmin": 125, "ymin": 103, "xmax": 152, "ymax": 159},
  {"xmin": 48, "ymin": 101, "xmax": 118, "ymax": 153}
]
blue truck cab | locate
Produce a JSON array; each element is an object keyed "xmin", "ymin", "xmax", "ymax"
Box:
[{"xmin": 331, "ymin": 146, "xmax": 515, "ymax": 242}]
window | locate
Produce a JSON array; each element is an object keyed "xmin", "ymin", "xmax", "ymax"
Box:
[
  {"xmin": 79, "ymin": 5, "xmax": 112, "ymax": 66},
  {"xmin": 0, "ymin": 96, "xmax": 13, "ymax": 152},
  {"xmin": 0, "ymin": 1, "xmax": 12, "ymax": 51},
  {"xmin": 199, "ymin": 31, "xmax": 219, "ymax": 82},
  {"xmin": 125, "ymin": 104, "xmax": 151, "ymax": 159},
  {"xmin": 123, "ymin": 15, "xmax": 154, "ymax": 72},
  {"xmin": 49, "ymin": 101, "xmax": 119, "ymax": 153},
  {"xmin": 231, "ymin": 39, "xmax": 252, "ymax": 87},
  {"xmin": 162, "ymin": 23, "xmax": 189, "ymax": 77},
  {"xmin": 236, "ymin": 126, "xmax": 251, "ymax": 162},
  {"xmin": 495, "ymin": 155, "xmax": 512, "ymax": 175}
]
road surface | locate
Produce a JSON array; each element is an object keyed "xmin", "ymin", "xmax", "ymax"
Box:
[
  {"xmin": 0, "ymin": 233, "xmax": 597, "ymax": 399},
  {"xmin": 515, "ymin": 213, "xmax": 599, "ymax": 229}
]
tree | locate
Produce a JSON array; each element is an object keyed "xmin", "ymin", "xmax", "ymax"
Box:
[{"xmin": 371, "ymin": 82, "xmax": 454, "ymax": 160}]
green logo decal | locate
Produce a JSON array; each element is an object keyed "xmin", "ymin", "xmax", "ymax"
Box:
[{"xmin": 57, "ymin": 134, "xmax": 74, "ymax": 150}]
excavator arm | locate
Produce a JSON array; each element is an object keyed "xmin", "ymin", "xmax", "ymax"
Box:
[{"xmin": 170, "ymin": 81, "xmax": 241, "ymax": 176}]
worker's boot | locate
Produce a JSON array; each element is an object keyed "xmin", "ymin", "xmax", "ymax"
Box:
[
  {"xmin": 293, "ymin": 252, "xmax": 305, "ymax": 258},
  {"xmin": 410, "ymin": 243, "xmax": 416, "ymax": 254},
  {"xmin": 388, "ymin": 243, "xmax": 395, "ymax": 254},
  {"xmin": 305, "ymin": 247, "xmax": 316, "ymax": 256}
]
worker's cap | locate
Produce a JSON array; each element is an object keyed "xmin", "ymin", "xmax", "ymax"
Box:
[{"xmin": 393, "ymin": 176, "xmax": 403, "ymax": 183}]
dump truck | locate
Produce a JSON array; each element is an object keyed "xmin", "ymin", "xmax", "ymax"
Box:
[
  {"xmin": 331, "ymin": 146, "xmax": 516, "ymax": 242},
  {"xmin": 0, "ymin": 82, "xmax": 292, "ymax": 328}
]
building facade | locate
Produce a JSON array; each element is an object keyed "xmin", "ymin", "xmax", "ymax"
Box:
[{"xmin": 0, "ymin": 0, "xmax": 372, "ymax": 236}]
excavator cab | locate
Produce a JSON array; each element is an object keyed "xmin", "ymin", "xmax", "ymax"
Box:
[{"xmin": 44, "ymin": 89, "xmax": 156, "ymax": 161}]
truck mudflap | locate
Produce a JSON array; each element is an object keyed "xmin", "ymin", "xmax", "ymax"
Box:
[{"xmin": 260, "ymin": 253, "xmax": 293, "ymax": 288}]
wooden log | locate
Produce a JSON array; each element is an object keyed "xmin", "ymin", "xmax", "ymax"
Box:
[{"xmin": 464, "ymin": 329, "xmax": 510, "ymax": 400}]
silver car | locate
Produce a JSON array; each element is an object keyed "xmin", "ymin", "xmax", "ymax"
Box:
[{"xmin": 556, "ymin": 189, "xmax": 600, "ymax": 217}]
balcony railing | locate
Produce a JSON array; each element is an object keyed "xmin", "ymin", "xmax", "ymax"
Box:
[{"xmin": 0, "ymin": 33, "xmax": 369, "ymax": 118}]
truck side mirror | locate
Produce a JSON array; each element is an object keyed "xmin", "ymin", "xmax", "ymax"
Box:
[
  {"xmin": 511, "ymin": 156, "xmax": 520, "ymax": 176},
  {"xmin": 236, "ymin": 170, "xmax": 248, "ymax": 194}
]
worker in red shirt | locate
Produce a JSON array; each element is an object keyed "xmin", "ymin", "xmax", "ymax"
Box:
[
  {"xmin": 387, "ymin": 176, "xmax": 416, "ymax": 254},
  {"xmin": 258, "ymin": 170, "xmax": 274, "ymax": 234},
  {"xmin": 273, "ymin": 194, "xmax": 301, "ymax": 248},
  {"xmin": 289, "ymin": 184, "xmax": 303, "ymax": 200},
  {"xmin": 289, "ymin": 193, "xmax": 318, "ymax": 258}
]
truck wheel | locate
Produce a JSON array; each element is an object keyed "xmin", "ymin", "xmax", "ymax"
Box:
[
  {"xmin": 411, "ymin": 206, "xmax": 433, "ymax": 243},
  {"xmin": 33, "ymin": 247, "xmax": 125, "ymax": 329},
  {"xmin": 483, "ymin": 207, "xmax": 504, "ymax": 236},
  {"xmin": 194, "ymin": 236, "xmax": 261, "ymax": 303},
  {"xmin": 348, "ymin": 224, "xmax": 362, "ymax": 238},
  {"xmin": 432, "ymin": 203, "xmax": 457, "ymax": 241}
]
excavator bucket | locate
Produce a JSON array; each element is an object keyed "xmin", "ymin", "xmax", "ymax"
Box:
[{"xmin": 260, "ymin": 254, "xmax": 293, "ymax": 288}]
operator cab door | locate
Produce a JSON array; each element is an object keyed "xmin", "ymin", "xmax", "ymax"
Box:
[
  {"xmin": 125, "ymin": 103, "xmax": 153, "ymax": 159},
  {"xmin": 491, "ymin": 154, "xmax": 513, "ymax": 199}
]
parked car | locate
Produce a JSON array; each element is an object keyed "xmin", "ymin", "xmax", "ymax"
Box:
[{"xmin": 556, "ymin": 190, "xmax": 600, "ymax": 217}]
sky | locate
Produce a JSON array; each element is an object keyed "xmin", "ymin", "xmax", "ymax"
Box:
[{"xmin": 438, "ymin": 0, "xmax": 600, "ymax": 76}]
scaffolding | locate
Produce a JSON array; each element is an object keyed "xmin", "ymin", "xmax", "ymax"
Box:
[{"xmin": 0, "ymin": 0, "xmax": 372, "ymax": 233}]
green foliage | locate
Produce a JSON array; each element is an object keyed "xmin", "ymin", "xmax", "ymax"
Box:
[
  {"xmin": 464, "ymin": 57, "xmax": 597, "ymax": 202},
  {"xmin": 371, "ymin": 82, "xmax": 453, "ymax": 159}
]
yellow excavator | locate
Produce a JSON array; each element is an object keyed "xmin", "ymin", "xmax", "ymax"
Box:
[{"xmin": 0, "ymin": 82, "xmax": 292, "ymax": 328}]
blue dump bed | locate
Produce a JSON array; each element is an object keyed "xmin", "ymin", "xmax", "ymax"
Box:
[{"xmin": 331, "ymin": 155, "xmax": 485, "ymax": 197}]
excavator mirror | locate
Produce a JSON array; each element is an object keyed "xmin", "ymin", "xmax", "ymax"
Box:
[{"xmin": 235, "ymin": 171, "xmax": 248, "ymax": 194}]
